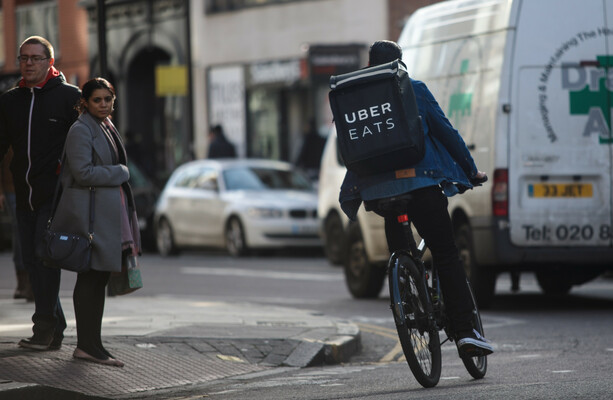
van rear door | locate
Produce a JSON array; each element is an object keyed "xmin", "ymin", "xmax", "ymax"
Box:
[{"xmin": 509, "ymin": 0, "xmax": 612, "ymax": 248}]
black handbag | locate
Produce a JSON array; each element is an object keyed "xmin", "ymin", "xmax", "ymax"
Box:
[{"xmin": 36, "ymin": 161, "xmax": 95, "ymax": 273}]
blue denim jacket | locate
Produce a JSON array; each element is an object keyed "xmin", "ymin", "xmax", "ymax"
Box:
[{"xmin": 339, "ymin": 79, "xmax": 478, "ymax": 221}]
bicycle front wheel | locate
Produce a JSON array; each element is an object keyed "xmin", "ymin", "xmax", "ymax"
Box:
[
  {"xmin": 461, "ymin": 279, "xmax": 488, "ymax": 379},
  {"xmin": 389, "ymin": 253, "xmax": 441, "ymax": 388}
]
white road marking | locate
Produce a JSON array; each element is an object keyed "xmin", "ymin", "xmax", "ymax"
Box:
[{"xmin": 181, "ymin": 266, "xmax": 343, "ymax": 282}]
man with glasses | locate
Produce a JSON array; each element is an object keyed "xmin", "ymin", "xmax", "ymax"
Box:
[{"xmin": 0, "ymin": 36, "xmax": 80, "ymax": 350}]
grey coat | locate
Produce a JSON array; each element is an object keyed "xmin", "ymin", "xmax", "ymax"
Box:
[{"xmin": 51, "ymin": 112, "xmax": 130, "ymax": 272}]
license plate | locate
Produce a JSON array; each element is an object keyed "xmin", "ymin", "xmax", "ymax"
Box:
[
  {"xmin": 528, "ymin": 183, "xmax": 593, "ymax": 198},
  {"xmin": 292, "ymin": 225, "xmax": 318, "ymax": 234}
]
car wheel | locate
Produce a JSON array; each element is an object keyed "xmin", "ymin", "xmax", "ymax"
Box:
[
  {"xmin": 535, "ymin": 270, "xmax": 573, "ymax": 295},
  {"xmin": 324, "ymin": 213, "xmax": 344, "ymax": 265},
  {"xmin": 344, "ymin": 223, "xmax": 385, "ymax": 298},
  {"xmin": 156, "ymin": 217, "xmax": 179, "ymax": 257},
  {"xmin": 226, "ymin": 217, "xmax": 248, "ymax": 257},
  {"xmin": 456, "ymin": 223, "xmax": 496, "ymax": 309}
]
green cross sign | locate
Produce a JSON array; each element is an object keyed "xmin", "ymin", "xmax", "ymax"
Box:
[
  {"xmin": 568, "ymin": 55, "xmax": 613, "ymax": 144},
  {"xmin": 448, "ymin": 59, "xmax": 473, "ymax": 120}
]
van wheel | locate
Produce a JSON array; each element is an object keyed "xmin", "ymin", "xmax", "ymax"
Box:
[
  {"xmin": 455, "ymin": 224, "xmax": 496, "ymax": 309},
  {"xmin": 535, "ymin": 271, "xmax": 572, "ymax": 295},
  {"xmin": 344, "ymin": 223, "xmax": 385, "ymax": 298},
  {"xmin": 324, "ymin": 213, "xmax": 344, "ymax": 265}
]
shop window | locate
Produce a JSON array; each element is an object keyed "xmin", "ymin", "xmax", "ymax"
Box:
[
  {"xmin": 15, "ymin": 1, "xmax": 59, "ymax": 58},
  {"xmin": 248, "ymin": 88, "xmax": 281, "ymax": 160}
]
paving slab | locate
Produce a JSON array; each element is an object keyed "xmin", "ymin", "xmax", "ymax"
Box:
[{"xmin": 0, "ymin": 295, "xmax": 360, "ymax": 399}]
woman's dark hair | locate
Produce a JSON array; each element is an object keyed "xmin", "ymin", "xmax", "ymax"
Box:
[
  {"xmin": 369, "ymin": 40, "xmax": 402, "ymax": 66},
  {"xmin": 77, "ymin": 77, "xmax": 116, "ymax": 113}
]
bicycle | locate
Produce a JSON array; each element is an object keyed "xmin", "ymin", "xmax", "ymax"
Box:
[{"xmin": 375, "ymin": 192, "xmax": 488, "ymax": 388}]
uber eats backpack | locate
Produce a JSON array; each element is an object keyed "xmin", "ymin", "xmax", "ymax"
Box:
[{"xmin": 329, "ymin": 60, "xmax": 424, "ymax": 175}]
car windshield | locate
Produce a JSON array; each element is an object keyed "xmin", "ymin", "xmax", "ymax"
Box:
[{"xmin": 223, "ymin": 166, "xmax": 312, "ymax": 191}]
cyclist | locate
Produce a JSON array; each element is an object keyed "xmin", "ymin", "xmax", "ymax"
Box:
[{"xmin": 339, "ymin": 40, "xmax": 493, "ymax": 357}]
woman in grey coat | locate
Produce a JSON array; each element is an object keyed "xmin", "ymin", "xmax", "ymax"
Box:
[{"xmin": 52, "ymin": 78, "xmax": 140, "ymax": 367}]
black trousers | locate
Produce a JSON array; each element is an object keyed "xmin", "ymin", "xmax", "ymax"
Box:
[
  {"xmin": 73, "ymin": 269, "xmax": 111, "ymax": 359},
  {"xmin": 17, "ymin": 201, "xmax": 66, "ymax": 340},
  {"xmin": 367, "ymin": 186, "xmax": 473, "ymax": 334}
]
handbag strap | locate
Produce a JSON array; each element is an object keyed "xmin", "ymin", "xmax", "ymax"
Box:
[
  {"xmin": 87, "ymin": 187, "xmax": 95, "ymax": 241},
  {"xmin": 47, "ymin": 153, "xmax": 96, "ymax": 242},
  {"xmin": 47, "ymin": 153, "xmax": 66, "ymax": 225}
]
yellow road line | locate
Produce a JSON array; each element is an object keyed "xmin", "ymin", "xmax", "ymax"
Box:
[
  {"xmin": 356, "ymin": 323, "xmax": 405, "ymax": 363},
  {"xmin": 356, "ymin": 322, "xmax": 397, "ymax": 336},
  {"xmin": 380, "ymin": 340, "xmax": 403, "ymax": 363},
  {"xmin": 357, "ymin": 322, "xmax": 433, "ymax": 363}
]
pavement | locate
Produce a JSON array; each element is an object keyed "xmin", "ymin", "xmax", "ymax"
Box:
[{"xmin": 0, "ymin": 294, "xmax": 361, "ymax": 399}]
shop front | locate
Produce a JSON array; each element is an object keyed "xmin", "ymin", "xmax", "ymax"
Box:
[
  {"xmin": 207, "ymin": 58, "xmax": 309, "ymax": 163},
  {"xmin": 207, "ymin": 45, "xmax": 364, "ymax": 169}
]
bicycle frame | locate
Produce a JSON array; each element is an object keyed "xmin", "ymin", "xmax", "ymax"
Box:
[{"xmin": 389, "ymin": 214, "xmax": 449, "ymax": 338}]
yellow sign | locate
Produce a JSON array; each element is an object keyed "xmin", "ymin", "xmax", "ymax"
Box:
[
  {"xmin": 155, "ymin": 65, "xmax": 187, "ymax": 96},
  {"xmin": 528, "ymin": 183, "xmax": 593, "ymax": 198}
]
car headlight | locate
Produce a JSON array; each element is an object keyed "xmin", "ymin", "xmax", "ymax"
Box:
[{"xmin": 247, "ymin": 207, "xmax": 283, "ymax": 218}]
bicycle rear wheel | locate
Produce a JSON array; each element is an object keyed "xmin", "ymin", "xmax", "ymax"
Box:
[
  {"xmin": 389, "ymin": 253, "xmax": 441, "ymax": 388},
  {"xmin": 461, "ymin": 279, "xmax": 488, "ymax": 379}
]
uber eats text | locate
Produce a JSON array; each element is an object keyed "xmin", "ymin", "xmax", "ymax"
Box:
[{"xmin": 344, "ymin": 102, "xmax": 395, "ymax": 140}]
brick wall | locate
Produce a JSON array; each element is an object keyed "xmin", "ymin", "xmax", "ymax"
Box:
[
  {"xmin": 1, "ymin": 0, "xmax": 17, "ymax": 74},
  {"xmin": 56, "ymin": 0, "xmax": 89, "ymax": 86}
]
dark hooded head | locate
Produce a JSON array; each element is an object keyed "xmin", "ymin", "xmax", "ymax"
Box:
[{"xmin": 368, "ymin": 40, "xmax": 402, "ymax": 66}]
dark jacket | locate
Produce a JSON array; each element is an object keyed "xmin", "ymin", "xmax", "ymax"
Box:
[
  {"xmin": 339, "ymin": 78, "xmax": 478, "ymax": 220},
  {"xmin": 208, "ymin": 136, "xmax": 237, "ymax": 159},
  {"xmin": 0, "ymin": 73, "xmax": 80, "ymax": 211}
]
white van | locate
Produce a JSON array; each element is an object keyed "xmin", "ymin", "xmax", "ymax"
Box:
[{"xmin": 394, "ymin": 0, "xmax": 613, "ymax": 305}]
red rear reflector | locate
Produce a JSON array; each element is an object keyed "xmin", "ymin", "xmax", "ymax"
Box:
[
  {"xmin": 397, "ymin": 214, "xmax": 409, "ymax": 223},
  {"xmin": 492, "ymin": 169, "xmax": 508, "ymax": 217}
]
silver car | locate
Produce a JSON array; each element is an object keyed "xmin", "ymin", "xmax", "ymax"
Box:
[{"xmin": 154, "ymin": 159, "xmax": 322, "ymax": 256}]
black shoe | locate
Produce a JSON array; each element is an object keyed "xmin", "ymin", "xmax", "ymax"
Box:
[
  {"xmin": 48, "ymin": 337, "xmax": 63, "ymax": 350},
  {"xmin": 18, "ymin": 335, "xmax": 53, "ymax": 351},
  {"xmin": 456, "ymin": 329, "xmax": 494, "ymax": 357}
]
